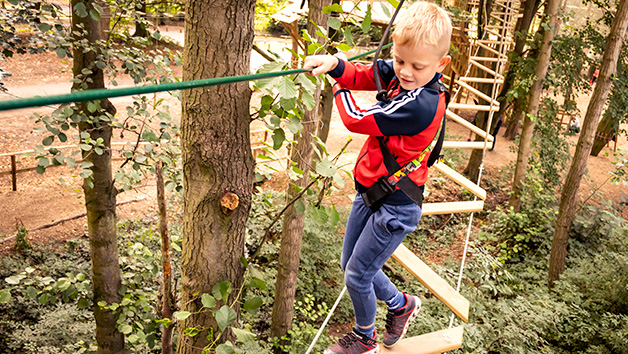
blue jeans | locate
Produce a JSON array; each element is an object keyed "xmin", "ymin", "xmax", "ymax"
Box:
[{"xmin": 341, "ymin": 194, "xmax": 422, "ymax": 328}]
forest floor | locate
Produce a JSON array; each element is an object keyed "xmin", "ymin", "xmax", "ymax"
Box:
[{"xmin": 0, "ymin": 26, "xmax": 627, "ymax": 255}]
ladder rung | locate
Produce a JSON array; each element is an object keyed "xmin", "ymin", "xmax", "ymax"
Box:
[
  {"xmin": 392, "ymin": 244, "xmax": 470, "ymax": 321},
  {"xmin": 422, "ymin": 201, "xmax": 484, "ymax": 215},
  {"xmin": 455, "ymin": 80, "xmax": 500, "ymax": 105},
  {"xmin": 476, "ymin": 42, "xmax": 509, "ymax": 58},
  {"xmin": 448, "ymin": 103, "xmax": 500, "ymax": 111},
  {"xmin": 469, "ymin": 59, "xmax": 505, "ymax": 79},
  {"xmin": 460, "ymin": 77, "xmax": 505, "ymax": 84},
  {"xmin": 433, "ymin": 162, "xmax": 486, "ymax": 200},
  {"xmin": 380, "ymin": 326, "xmax": 464, "ymax": 354},
  {"xmin": 445, "ymin": 109, "xmax": 495, "ymax": 142},
  {"xmin": 470, "ymin": 56, "xmax": 508, "ymax": 62},
  {"xmin": 443, "ymin": 141, "xmax": 495, "ymax": 149}
]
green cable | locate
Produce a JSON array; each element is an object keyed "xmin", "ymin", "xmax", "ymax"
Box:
[{"xmin": 0, "ymin": 43, "xmax": 392, "ymax": 112}]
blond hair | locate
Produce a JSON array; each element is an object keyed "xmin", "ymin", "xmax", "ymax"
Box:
[{"xmin": 392, "ymin": 1, "xmax": 452, "ymax": 58}]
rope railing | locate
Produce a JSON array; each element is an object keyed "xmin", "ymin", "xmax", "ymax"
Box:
[{"xmin": 0, "ymin": 45, "xmax": 390, "ymax": 112}]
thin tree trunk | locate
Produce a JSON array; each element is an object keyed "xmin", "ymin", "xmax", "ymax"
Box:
[
  {"xmin": 591, "ymin": 112, "xmax": 619, "ymax": 155},
  {"xmin": 317, "ymin": 82, "xmax": 334, "ymax": 144},
  {"xmin": 71, "ymin": 0, "xmax": 124, "ymax": 352},
  {"xmin": 549, "ymin": 0, "xmax": 628, "ymax": 287},
  {"xmin": 133, "ymin": 0, "xmax": 148, "ymax": 38},
  {"xmin": 177, "ymin": 0, "xmax": 256, "ymax": 352},
  {"xmin": 156, "ymin": 161, "xmax": 174, "ymax": 354},
  {"xmin": 509, "ymin": 0, "xmax": 562, "ymax": 212},
  {"xmin": 270, "ymin": 1, "xmax": 330, "ymax": 351}
]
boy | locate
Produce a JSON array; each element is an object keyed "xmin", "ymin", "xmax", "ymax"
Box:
[{"xmin": 304, "ymin": 2, "xmax": 452, "ymax": 353}]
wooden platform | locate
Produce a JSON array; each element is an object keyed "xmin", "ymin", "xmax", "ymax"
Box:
[
  {"xmin": 421, "ymin": 201, "xmax": 484, "ymax": 215},
  {"xmin": 380, "ymin": 326, "xmax": 464, "ymax": 354}
]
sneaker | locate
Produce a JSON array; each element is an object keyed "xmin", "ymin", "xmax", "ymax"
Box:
[
  {"xmin": 324, "ymin": 329, "xmax": 379, "ymax": 354},
  {"xmin": 382, "ymin": 294, "xmax": 421, "ymax": 348}
]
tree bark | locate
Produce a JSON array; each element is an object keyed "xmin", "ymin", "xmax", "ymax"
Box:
[
  {"xmin": 177, "ymin": 0, "xmax": 256, "ymax": 352},
  {"xmin": 509, "ymin": 0, "xmax": 562, "ymax": 212},
  {"xmin": 548, "ymin": 0, "xmax": 628, "ymax": 287},
  {"xmin": 133, "ymin": 0, "xmax": 149, "ymax": 38},
  {"xmin": 156, "ymin": 161, "xmax": 174, "ymax": 354},
  {"xmin": 71, "ymin": 0, "xmax": 124, "ymax": 352},
  {"xmin": 269, "ymin": 1, "xmax": 330, "ymax": 351}
]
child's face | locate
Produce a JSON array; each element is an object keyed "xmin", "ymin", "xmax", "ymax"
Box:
[{"xmin": 392, "ymin": 43, "xmax": 451, "ymax": 91}]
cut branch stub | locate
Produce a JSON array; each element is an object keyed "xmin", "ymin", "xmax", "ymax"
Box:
[{"xmin": 220, "ymin": 192, "xmax": 240, "ymax": 215}]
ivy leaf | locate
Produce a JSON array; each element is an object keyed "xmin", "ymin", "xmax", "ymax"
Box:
[
  {"xmin": 0, "ymin": 289, "xmax": 10, "ymax": 303},
  {"xmin": 276, "ymin": 76, "xmax": 298, "ymax": 100},
  {"xmin": 272, "ymin": 128, "xmax": 285, "ymax": 150},
  {"xmin": 174, "ymin": 311, "xmax": 192, "ymax": 321},
  {"xmin": 315, "ymin": 159, "xmax": 337, "ymax": 177},
  {"xmin": 286, "ymin": 116, "xmax": 303, "ymax": 134},
  {"xmin": 216, "ymin": 342, "xmax": 235, "ymax": 354},
  {"xmin": 323, "ymin": 3, "xmax": 344, "ymax": 13},
  {"xmin": 232, "ymin": 328, "xmax": 256, "ymax": 343},
  {"xmin": 212, "ymin": 281, "xmax": 231, "ymax": 303},
  {"xmin": 214, "ymin": 305, "xmax": 237, "ymax": 332},
  {"xmin": 243, "ymin": 297, "xmax": 263, "ymax": 312},
  {"xmin": 201, "ymin": 293, "xmax": 216, "ymax": 308},
  {"xmin": 328, "ymin": 18, "xmax": 342, "ymax": 30}
]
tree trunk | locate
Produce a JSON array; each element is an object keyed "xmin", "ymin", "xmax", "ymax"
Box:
[
  {"xmin": 71, "ymin": 0, "xmax": 124, "ymax": 352},
  {"xmin": 156, "ymin": 162, "xmax": 174, "ymax": 354},
  {"xmin": 548, "ymin": 0, "xmax": 628, "ymax": 287},
  {"xmin": 177, "ymin": 0, "xmax": 256, "ymax": 352},
  {"xmin": 133, "ymin": 0, "xmax": 148, "ymax": 38},
  {"xmin": 269, "ymin": 1, "xmax": 330, "ymax": 351},
  {"xmin": 509, "ymin": 0, "xmax": 562, "ymax": 212},
  {"xmin": 591, "ymin": 111, "xmax": 619, "ymax": 155},
  {"xmin": 499, "ymin": 0, "xmax": 542, "ymax": 140},
  {"xmin": 317, "ymin": 82, "xmax": 334, "ymax": 144}
]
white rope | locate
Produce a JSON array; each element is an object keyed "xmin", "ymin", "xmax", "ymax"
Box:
[
  {"xmin": 304, "ymin": 286, "xmax": 347, "ymax": 354},
  {"xmin": 448, "ymin": 0, "xmax": 515, "ymax": 329}
]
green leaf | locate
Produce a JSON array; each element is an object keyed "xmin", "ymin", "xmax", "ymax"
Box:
[
  {"xmin": 296, "ymin": 73, "xmax": 317, "ymax": 92},
  {"xmin": 336, "ymin": 43, "xmax": 352, "ymax": 51},
  {"xmin": 42, "ymin": 135, "xmax": 54, "ymax": 146},
  {"xmin": 184, "ymin": 327, "xmax": 201, "ymax": 336},
  {"xmin": 343, "ymin": 28, "xmax": 354, "ymax": 46},
  {"xmin": 38, "ymin": 293, "xmax": 49, "ymax": 305},
  {"xmin": 280, "ymin": 97, "xmax": 296, "ymax": 112},
  {"xmin": 232, "ymin": 328, "xmax": 256, "ymax": 343},
  {"xmin": 120, "ymin": 324, "xmax": 133, "ymax": 335},
  {"xmin": 329, "ymin": 206, "xmax": 340, "ymax": 226},
  {"xmin": 361, "ymin": 6, "xmax": 372, "ymax": 33},
  {"xmin": 276, "ymin": 76, "xmax": 298, "ymax": 100},
  {"xmin": 212, "ymin": 281, "xmax": 231, "ymax": 303},
  {"xmin": 323, "ymin": 3, "xmax": 344, "ymax": 13},
  {"xmin": 55, "ymin": 48, "xmax": 66, "ymax": 59},
  {"xmin": 5, "ymin": 275, "xmax": 23, "ymax": 285},
  {"xmin": 0, "ymin": 289, "xmax": 10, "ymax": 303},
  {"xmin": 272, "ymin": 128, "xmax": 285, "ymax": 150},
  {"xmin": 243, "ymin": 297, "xmax": 263, "ymax": 312},
  {"xmin": 26, "ymin": 286, "xmax": 38, "ymax": 299},
  {"xmin": 301, "ymin": 91, "xmax": 316, "ymax": 111},
  {"xmin": 58, "ymin": 133, "xmax": 67, "ymax": 142},
  {"xmin": 294, "ymin": 199, "xmax": 305, "ymax": 214},
  {"xmin": 328, "ymin": 18, "xmax": 342, "ymax": 30},
  {"xmin": 315, "ymin": 159, "xmax": 337, "ymax": 177},
  {"xmin": 286, "ymin": 116, "xmax": 303, "ymax": 134},
  {"xmin": 214, "ymin": 305, "xmax": 237, "ymax": 332},
  {"xmin": 174, "ymin": 311, "xmax": 192, "ymax": 321},
  {"xmin": 127, "ymin": 334, "xmax": 139, "ymax": 343},
  {"xmin": 308, "ymin": 42, "xmax": 323, "ymax": 55},
  {"xmin": 201, "ymin": 293, "xmax": 216, "ymax": 308},
  {"xmin": 89, "ymin": 9, "xmax": 100, "ymax": 21},
  {"xmin": 387, "ymin": 0, "xmax": 400, "ymax": 7},
  {"xmin": 216, "ymin": 342, "xmax": 235, "ymax": 354},
  {"xmin": 248, "ymin": 277, "xmax": 266, "ymax": 290},
  {"xmin": 38, "ymin": 23, "xmax": 52, "ymax": 32},
  {"xmin": 73, "ymin": 2, "xmax": 88, "ymax": 17}
]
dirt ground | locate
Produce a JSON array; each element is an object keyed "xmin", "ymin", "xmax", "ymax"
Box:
[{"xmin": 1, "ymin": 29, "xmax": 627, "ymax": 254}]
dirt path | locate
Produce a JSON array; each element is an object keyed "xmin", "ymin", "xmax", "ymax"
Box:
[{"xmin": 1, "ymin": 31, "xmax": 627, "ymax": 252}]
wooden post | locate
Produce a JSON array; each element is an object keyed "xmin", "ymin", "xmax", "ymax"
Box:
[
  {"xmin": 290, "ymin": 21, "xmax": 299, "ymax": 68},
  {"xmin": 10, "ymin": 155, "xmax": 16, "ymax": 191}
]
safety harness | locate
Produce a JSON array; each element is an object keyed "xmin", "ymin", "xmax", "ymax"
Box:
[{"xmin": 361, "ymin": 80, "xmax": 450, "ymax": 212}]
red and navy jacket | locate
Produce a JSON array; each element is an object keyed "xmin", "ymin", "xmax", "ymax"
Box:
[{"xmin": 328, "ymin": 58, "xmax": 447, "ymax": 205}]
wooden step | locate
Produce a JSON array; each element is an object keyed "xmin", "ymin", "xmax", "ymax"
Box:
[
  {"xmin": 380, "ymin": 326, "xmax": 464, "ymax": 354},
  {"xmin": 421, "ymin": 201, "xmax": 484, "ymax": 215},
  {"xmin": 448, "ymin": 103, "xmax": 499, "ymax": 111},
  {"xmin": 470, "ymin": 56, "xmax": 508, "ymax": 63},
  {"xmin": 392, "ymin": 244, "xmax": 470, "ymax": 322},
  {"xmin": 445, "ymin": 109, "xmax": 495, "ymax": 142},
  {"xmin": 460, "ymin": 76, "xmax": 504, "ymax": 84},
  {"xmin": 455, "ymin": 80, "xmax": 500, "ymax": 105},
  {"xmin": 476, "ymin": 42, "xmax": 508, "ymax": 58},
  {"xmin": 443, "ymin": 141, "xmax": 494, "ymax": 150},
  {"xmin": 469, "ymin": 59, "xmax": 505, "ymax": 80},
  {"xmin": 432, "ymin": 162, "xmax": 486, "ymax": 200}
]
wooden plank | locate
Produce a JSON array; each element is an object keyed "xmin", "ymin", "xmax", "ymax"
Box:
[
  {"xmin": 445, "ymin": 109, "xmax": 494, "ymax": 142},
  {"xmin": 455, "ymin": 80, "xmax": 500, "ymax": 105},
  {"xmin": 380, "ymin": 326, "xmax": 464, "ymax": 354},
  {"xmin": 448, "ymin": 102, "xmax": 499, "ymax": 111},
  {"xmin": 470, "ymin": 56, "xmax": 508, "ymax": 62},
  {"xmin": 392, "ymin": 244, "xmax": 470, "ymax": 322},
  {"xmin": 442, "ymin": 141, "xmax": 494, "ymax": 149},
  {"xmin": 432, "ymin": 162, "xmax": 486, "ymax": 200},
  {"xmin": 469, "ymin": 59, "xmax": 505, "ymax": 80},
  {"xmin": 421, "ymin": 201, "xmax": 484, "ymax": 215},
  {"xmin": 476, "ymin": 42, "xmax": 508, "ymax": 58},
  {"xmin": 460, "ymin": 77, "xmax": 504, "ymax": 84}
]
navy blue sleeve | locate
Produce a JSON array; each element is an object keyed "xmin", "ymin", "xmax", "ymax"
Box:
[{"xmin": 373, "ymin": 87, "xmax": 440, "ymax": 136}]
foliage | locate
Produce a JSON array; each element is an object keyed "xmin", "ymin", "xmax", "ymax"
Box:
[
  {"xmin": 255, "ymin": 0, "xmax": 288, "ymax": 32},
  {"xmin": 13, "ymin": 222, "xmax": 32, "ymax": 253}
]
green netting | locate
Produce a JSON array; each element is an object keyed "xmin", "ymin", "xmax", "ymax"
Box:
[{"xmin": 0, "ymin": 44, "xmax": 391, "ymax": 112}]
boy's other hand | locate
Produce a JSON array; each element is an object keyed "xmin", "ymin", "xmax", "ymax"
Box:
[{"xmin": 304, "ymin": 55, "xmax": 342, "ymax": 76}]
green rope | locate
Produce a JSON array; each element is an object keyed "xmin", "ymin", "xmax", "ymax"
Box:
[{"xmin": 0, "ymin": 44, "xmax": 392, "ymax": 112}]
